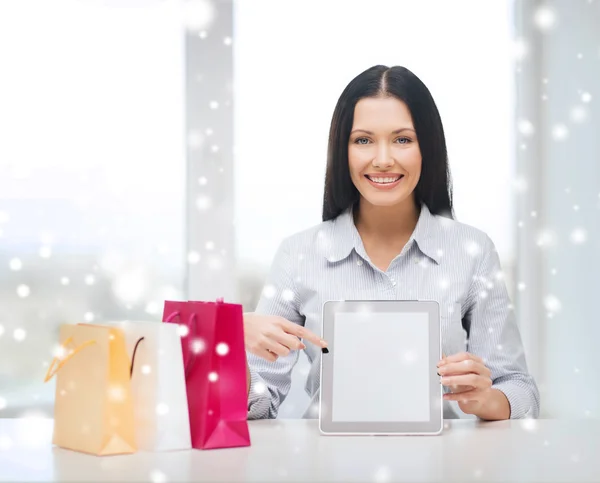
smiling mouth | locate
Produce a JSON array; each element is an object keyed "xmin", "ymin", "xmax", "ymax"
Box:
[{"xmin": 365, "ymin": 174, "xmax": 404, "ymax": 184}]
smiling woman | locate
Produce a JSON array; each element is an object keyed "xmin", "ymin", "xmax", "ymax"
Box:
[{"xmin": 244, "ymin": 65, "xmax": 539, "ymax": 422}]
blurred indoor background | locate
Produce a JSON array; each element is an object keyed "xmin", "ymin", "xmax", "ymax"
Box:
[{"xmin": 0, "ymin": 0, "xmax": 598, "ymax": 419}]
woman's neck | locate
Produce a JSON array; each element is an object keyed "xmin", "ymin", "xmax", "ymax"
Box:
[{"xmin": 354, "ymin": 198, "xmax": 420, "ymax": 239}]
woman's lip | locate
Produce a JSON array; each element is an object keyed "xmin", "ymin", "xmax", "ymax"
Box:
[{"xmin": 364, "ymin": 175, "xmax": 404, "ymax": 190}]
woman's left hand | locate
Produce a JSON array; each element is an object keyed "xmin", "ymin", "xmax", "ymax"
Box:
[{"xmin": 438, "ymin": 352, "xmax": 493, "ymax": 415}]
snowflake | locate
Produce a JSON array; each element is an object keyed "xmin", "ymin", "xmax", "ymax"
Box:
[
  {"xmin": 536, "ymin": 229, "xmax": 556, "ymax": 247},
  {"xmin": 373, "ymin": 466, "xmax": 391, "ymax": 482},
  {"xmin": 517, "ymin": 119, "xmax": 535, "ymax": 136},
  {"xmin": 108, "ymin": 385, "xmax": 126, "ymax": 402},
  {"xmin": 517, "ymin": 282, "xmax": 526, "ymax": 291},
  {"xmin": 207, "ymin": 254, "xmax": 223, "ymax": 270},
  {"xmin": 570, "ymin": 105, "xmax": 588, "ymax": 123},
  {"xmin": 262, "ymin": 284, "xmax": 276, "ymax": 299},
  {"xmin": 570, "ymin": 228, "xmax": 587, "ymax": 244},
  {"xmin": 205, "ymin": 241, "xmax": 215, "ymax": 250},
  {"xmin": 183, "ymin": 0, "xmax": 216, "ymax": 31},
  {"xmin": 216, "ymin": 343, "xmax": 229, "ymax": 356},
  {"xmin": 551, "ymin": 268, "xmax": 557, "ymax": 275},
  {"xmin": 531, "ymin": 210, "xmax": 538, "ymax": 217},
  {"xmin": 205, "ymin": 128, "xmax": 213, "ymax": 136},
  {"xmin": 141, "ymin": 365, "xmax": 152, "ymax": 375},
  {"xmin": 191, "ymin": 338, "xmax": 206, "ymax": 354},
  {"xmin": 187, "ymin": 129, "xmax": 204, "ymax": 150},
  {"xmin": 210, "ymin": 145, "xmax": 219, "ymax": 153},
  {"xmin": 544, "ymin": 295, "xmax": 562, "ymax": 313},
  {"xmin": 145, "ymin": 302, "xmax": 159, "ymax": 315},
  {"xmin": 84, "ymin": 274, "xmax": 95, "ymax": 285},
  {"xmin": 533, "ymin": 5, "xmax": 557, "ymax": 31},
  {"xmin": 402, "ymin": 350, "xmax": 417, "ymax": 364},
  {"xmin": 512, "ymin": 38, "xmax": 529, "ymax": 61},
  {"xmin": 581, "ymin": 92, "xmax": 592, "ymax": 103},
  {"xmin": 208, "ymin": 372, "xmax": 218, "ymax": 382},
  {"xmin": 0, "ymin": 397, "xmax": 7, "ymax": 411},
  {"xmin": 520, "ymin": 418, "xmax": 537, "ymax": 431},
  {"xmin": 281, "ymin": 289, "xmax": 294, "ymax": 302},
  {"xmin": 465, "ymin": 241, "xmax": 480, "ymax": 256},
  {"xmin": 83, "ymin": 312, "xmax": 94, "ymax": 322},
  {"xmin": 149, "ymin": 469, "xmax": 167, "ymax": 483},
  {"xmin": 198, "ymin": 176, "xmax": 208, "ymax": 186},
  {"xmin": 552, "ymin": 124, "xmax": 569, "ymax": 141},
  {"xmin": 223, "ymin": 36, "xmax": 232, "ymax": 46},
  {"xmin": 60, "ymin": 277, "xmax": 70, "ymax": 286},
  {"xmin": 187, "ymin": 251, "xmax": 201, "ymax": 264},
  {"xmin": 253, "ymin": 381, "xmax": 267, "ymax": 394},
  {"xmin": 16, "ymin": 285, "xmax": 30, "ymax": 298},
  {"xmin": 209, "ymin": 101, "xmax": 219, "ymax": 110},
  {"xmin": 196, "ymin": 195, "xmax": 212, "ymax": 211},
  {"xmin": 9, "ymin": 258, "xmax": 22, "ymax": 271},
  {"xmin": 438, "ymin": 278, "xmax": 449, "ymax": 290},
  {"xmin": 574, "ymin": 367, "xmax": 580, "ymax": 374},
  {"xmin": 573, "ymin": 205, "xmax": 580, "ymax": 211},
  {"xmin": 177, "ymin": 325, "xmax": 190, "ymax": 337},
  {"xmin": 512, "ymin": 176, "xmax": 528, "ymax": 192},
  {"xmin": 156, "ymin": 403, "xmax": 169, "ymax": 416},
  {"xmin": 199, "ymin": 30, "xmax": 207, "ymax": 39},
  {"xmin": 13, "ymin": 328, "xmax": 26, "ymax": 342},
  {"xmin": 479, "ymin": 290, "xmax": 488, "ymax": 299},
  {"xmin": 113, "ymin": 269, "xmax": 147, "ymax": 304}
]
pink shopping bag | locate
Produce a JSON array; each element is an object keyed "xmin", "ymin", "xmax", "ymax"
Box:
[{"xmin": 162, "ymin": 299, "xmax": 251, "ymax": 450}]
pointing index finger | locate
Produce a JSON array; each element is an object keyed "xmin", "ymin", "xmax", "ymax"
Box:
[{"xmin": 281, "ymin": 319, "xmax": 327, "ymax": 348}]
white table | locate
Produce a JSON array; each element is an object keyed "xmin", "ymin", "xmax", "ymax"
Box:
[{"xmin": 1, "ymin": 418, "xmax": 599, "ymax": 482}]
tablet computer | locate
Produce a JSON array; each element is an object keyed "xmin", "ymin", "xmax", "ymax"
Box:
[{"xmin": 319, "ymin": 300, "xmax": 442, "ymax": 435}]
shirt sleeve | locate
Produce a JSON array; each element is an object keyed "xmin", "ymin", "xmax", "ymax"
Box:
[
  {"xmin": 247, "ymin": 237, "xmax": 305, "ymax": 420},
  {"xmin": 463, "ymin": 235, "xmax": 541, "ymax": 419}
]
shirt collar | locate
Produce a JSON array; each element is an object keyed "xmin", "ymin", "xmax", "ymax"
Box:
[{"xmin": 324, "ymin": 203, "xmax": 442, "ymax": 265}]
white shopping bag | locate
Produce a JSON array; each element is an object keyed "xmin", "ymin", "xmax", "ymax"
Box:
[{"xmin": 110, "ymin": 320, "xmax": 191, "ymax": 452}]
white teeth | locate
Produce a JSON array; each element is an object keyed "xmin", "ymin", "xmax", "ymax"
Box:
[{"xmin": 370, "ymin": 176, "xmax": 401, "ymax": 184}]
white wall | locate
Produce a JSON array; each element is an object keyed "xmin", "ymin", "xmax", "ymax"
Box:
[{"xmin": 515, "ymin": 0, "xmax": 600, "ymax": 418}]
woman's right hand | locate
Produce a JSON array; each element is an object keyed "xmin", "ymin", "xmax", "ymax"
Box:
[{"xmin": 243, "ymin": 312, "xmax": 327, "ymax": 362}]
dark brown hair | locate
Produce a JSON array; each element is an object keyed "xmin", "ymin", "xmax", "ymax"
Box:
[{"xmin": 322, "ymin": 65, "xmax": 453, "ymax": 221}]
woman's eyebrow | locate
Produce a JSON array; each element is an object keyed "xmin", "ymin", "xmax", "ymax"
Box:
[{"xmin": 350, "ymin": 128, "xmax": 416, "ymax": 135}]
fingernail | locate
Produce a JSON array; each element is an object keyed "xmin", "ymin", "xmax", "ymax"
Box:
[
  {"xmin": 321, "ymin": 339, "xmax": 328, "ymax": 347},
  {"xmin": 300, "ymin": 343, "xmax": 306, "ymax": 350},
  {"xmin": 437, "ymin": 371, "xmax": 441, "ymax": 376}
]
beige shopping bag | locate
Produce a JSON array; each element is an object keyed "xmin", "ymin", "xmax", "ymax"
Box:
[{"xmin": 45, "ymin": 323, "xmax": 136, "ymax": 456}]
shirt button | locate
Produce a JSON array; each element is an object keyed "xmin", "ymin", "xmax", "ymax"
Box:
[
  {"xmin": 357, "ymin": 260, "xmax": 363, "ymax": 266},
  {"xmin": 414, "ymin": 258, "xmax": 420, "ymax": 264}
]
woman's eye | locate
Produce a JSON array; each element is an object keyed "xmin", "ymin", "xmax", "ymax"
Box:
[
  {"xmin": 395, "ymin": 137, "xmax": 411, "ymax": 144},
  {"xmin": 355, "ymin": 137, "xmax": 370, "ymax": 145}
]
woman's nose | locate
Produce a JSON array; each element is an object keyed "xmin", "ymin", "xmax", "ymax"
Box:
[{"xmin": 373, "ymin": 144, "xmax": 394, "ymax": 168}]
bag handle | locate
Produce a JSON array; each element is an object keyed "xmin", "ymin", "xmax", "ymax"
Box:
[
  {"xmin": 129, "ymin": 337, "xmax": 145, "ymax": 378},
  {"xmin": 44, "ymin": 336, "xmax": 96, "ymax": 383}
]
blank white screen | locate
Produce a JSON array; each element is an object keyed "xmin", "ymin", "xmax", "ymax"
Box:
[{"xmin": 332, "ymin": 312, "xmax": 430, "ymax": 422}]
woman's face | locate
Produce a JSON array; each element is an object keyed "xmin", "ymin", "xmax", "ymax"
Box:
[{"xmin": 348, "ymin": 96, "xmax": 422, "ymax": 208}]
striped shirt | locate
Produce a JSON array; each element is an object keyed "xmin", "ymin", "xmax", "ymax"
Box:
[{"xmin": 247, "ymin": 203, "xmax": 540, "ymax": 420}]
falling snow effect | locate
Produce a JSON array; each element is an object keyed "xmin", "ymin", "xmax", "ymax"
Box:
[
  {"xmin": 208, "ymin": 372, "xmax": 219, "ymax": 382},
  {"xmin": 552, "ymin": 124, "xmax": 569, "ymax": 141},
  {"xmin": 149, "ymin": 469, "xmax": 167, "ymax": 483},
  {"xmin": 9, "ymin": 258, "xmax": 22, "ymax": 271},
  {"xmin": 544, "ymin": 295, "xmax": 562, "ymax": 313},
  {"xmin": 534, "ymin": 5, "xmax": 557, "ymax": 30},
  {"xmin": 13, "ymin": 328, "xmax": 26, "ymax": 342},
  {"xmin": 156, "ymin": 403, "xmax": 169, "ymax": 416},
  {"xmin": 16, "ymin": 285, "xmax": 30, "ymax": 298},
  {"xmin": 570, "ymin": 228, "xmax": 587, "ymax": 244},
  {"xmin": 216, "ymin": 342, "xmax": 229, "ymax": 356}
]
